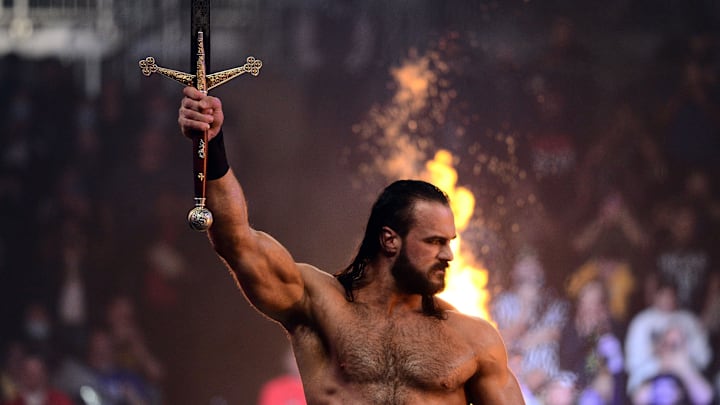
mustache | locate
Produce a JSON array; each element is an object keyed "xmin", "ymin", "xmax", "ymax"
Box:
[{"xmin": 433, "ymin": 262, "xmax": 449, "ymax": 271}]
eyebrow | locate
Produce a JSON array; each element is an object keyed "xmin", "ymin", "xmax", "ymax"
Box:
[{"xmin": 423, "ymin": 234, "xmax": 457, "ymax": 243}]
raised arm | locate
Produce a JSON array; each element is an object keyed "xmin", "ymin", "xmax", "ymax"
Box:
[{"xmin": 178, "ymin": 86, "xmax": 306, "ymax": 324}]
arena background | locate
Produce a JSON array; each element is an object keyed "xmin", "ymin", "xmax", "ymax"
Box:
[{"xmin": 1, "ymin": 1, "xmax": 719, "ymax": 403}]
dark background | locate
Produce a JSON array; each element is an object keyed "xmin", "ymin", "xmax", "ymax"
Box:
[{"xmin": 1, "ymin": 0, "xmax": 719, "ymax": 403}]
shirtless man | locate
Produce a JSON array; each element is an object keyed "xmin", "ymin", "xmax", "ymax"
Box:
[{"xmin": 178, "ymin": 86, "xmax": 524, "ymax": 404}]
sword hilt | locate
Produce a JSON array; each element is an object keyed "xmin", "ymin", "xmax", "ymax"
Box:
[
  {"xmin": 188, "ymin": 127, "xmax": 211, "ymax": 231},
  {"xmin": 138, "ymin": 27, "xmax": 262, "ymax": 232}
]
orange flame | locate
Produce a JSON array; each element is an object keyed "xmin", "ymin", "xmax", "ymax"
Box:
[
  {"xmin": 423, "ymin": 150, "xmax": 492, "ymax": 321},
  {"xmin": 353, "ymin": 49, "xmax": 493, "ymax": 321}
]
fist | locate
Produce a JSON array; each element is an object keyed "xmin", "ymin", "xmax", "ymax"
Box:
[{"xmin": 178, "ymin": 86, "xmax": 224, "ymax": 140}]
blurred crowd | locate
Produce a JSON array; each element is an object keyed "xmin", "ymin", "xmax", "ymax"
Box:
[
  {"xmin": 0, "ymin": 54, "xmax": 196, "ymax": 404},
  {"xmin": 1, "ymin": 3, "xmax": 719, "ymax": 405},
  {"xmin": 482, "ymin": 20, "xmax": 720, "ymax": 405}
]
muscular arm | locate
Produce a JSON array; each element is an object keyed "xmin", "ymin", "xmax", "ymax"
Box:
[
  {"xmin": 179, "ymin": 87, "xmax": 306, "ymax": 325},
  {"xmin": 466, "ymin": 323, "xmax": 525, "ymax": 404},
  {"xmin": 207, "ymin": 171, "xmax": 306, "ymax": 323}
]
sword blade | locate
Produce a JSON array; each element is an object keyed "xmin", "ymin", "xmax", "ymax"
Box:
[
  {"xmin": 191, "ymin": 0, "xmax": 210, "ymax": 74},
  {"xmin": 191, "ymin": 0, "xmax": 211, "ymax": 225}
]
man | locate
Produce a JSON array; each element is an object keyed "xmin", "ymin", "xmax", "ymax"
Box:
[{"xmin": 178, "ymin": 86, "xmax": 524, "ymax": 404}]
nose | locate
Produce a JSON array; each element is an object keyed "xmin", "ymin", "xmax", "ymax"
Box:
[{"xmin": 439, "ymin": 243, "xmax": 454, "ymax": 262}]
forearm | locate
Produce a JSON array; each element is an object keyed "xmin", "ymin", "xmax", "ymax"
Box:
[
  {"xmin": 618, "ymin": 214, "xmax": 648, "ymax": 247},
  {"xmin": 206, "ymin": 169, "xmax": 251, "ymax": 256},
  {"xmin": 672, "ymin": 365, "xmax": 714, "ymax": 404},
  {"xmin": 572, "ymin": 217, "xmax": 604, "ymax": 252}
]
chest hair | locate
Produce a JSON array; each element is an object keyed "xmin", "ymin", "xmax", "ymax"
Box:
[{"xmin": 333, "ymin": 306, "xmax": 472, "ymax": 392}]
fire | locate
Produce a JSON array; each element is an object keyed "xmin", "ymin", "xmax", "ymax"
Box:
[
  {"xmin": 351, "ymin": 47, "xmax": 494, "ymax": 321},
  {"xmin": 424, "ymin": 151, "xmax": 492, "ymax": 321}
]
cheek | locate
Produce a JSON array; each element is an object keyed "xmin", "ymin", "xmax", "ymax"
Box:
[{"xmin": 406, "ymin": 244, "xmax": 437, "ymax": 264}]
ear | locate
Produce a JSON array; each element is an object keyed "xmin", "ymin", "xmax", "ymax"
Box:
[{"xmin": 379, "ymin": 226, "xmax": 400, "ymax": 255}]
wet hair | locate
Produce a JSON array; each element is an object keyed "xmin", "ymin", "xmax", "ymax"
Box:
[{"xmin": 335, "ymin": 180, "xmax": 449, "ymax": 313}]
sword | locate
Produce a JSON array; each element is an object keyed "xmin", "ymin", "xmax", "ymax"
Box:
[{"xmin": 138, "ymin": 0, "xmax": 262, "ymax": 232}]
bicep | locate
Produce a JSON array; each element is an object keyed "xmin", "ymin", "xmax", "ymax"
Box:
[
  {"xmin": 205, "ymin": 170, "xmax": 308, "ymax": 323},
  {"xmin": 467, "ymin": 327, "xmax": 525, "ymax": 404},
  {"xmin": 222, "ymin": 229, "xmax": 308, "ymax": 323},
  {"xmin": 468, "ymin": 370, "xmax": 525, "ymax": 405}
]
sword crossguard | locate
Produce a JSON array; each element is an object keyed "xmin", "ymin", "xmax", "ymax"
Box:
[
  {"xmin": 139, "ymin": 57, "xmax": 158, "ymax": 76},
  {"xmin": 138, "ymin": 56, "xmax": 196, "ymax": 87},
  {"xmin": 243, "ymin": 56, "xmax": 263, "ymax": 76},
  {"xmin": 138, "ymin": 55, "xmax": 263, "ymax": 91}
]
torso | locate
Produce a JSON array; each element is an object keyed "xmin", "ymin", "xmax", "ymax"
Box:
[{"xmin": 287, "ymin": 267, "xmax": 481, "ymax": 404}]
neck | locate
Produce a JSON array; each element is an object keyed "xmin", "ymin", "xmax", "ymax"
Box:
[{"xmin": 353, "ymin": 261, "xmax": 424, "ymax": 312}]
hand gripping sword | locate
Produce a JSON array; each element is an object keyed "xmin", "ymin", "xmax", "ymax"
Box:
[{"xmin": 138, "ymin": 1, "xmax": 262, "ymax": 231}]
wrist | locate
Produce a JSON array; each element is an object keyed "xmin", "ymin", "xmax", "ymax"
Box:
[{"xmin": 206, "ymin": 129, "xmax": 230, "ymax": 180}]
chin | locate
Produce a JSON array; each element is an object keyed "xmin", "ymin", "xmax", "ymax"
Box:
[{"xmin": 428, "ymin": 281, "xmax": 445, "ymax": 295}]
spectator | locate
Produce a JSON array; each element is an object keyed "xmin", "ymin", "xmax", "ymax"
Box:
[
  {"xmin": 569, "ymin": 189, "xmax": 653, "ymax": 327},
  {"xmin": 574, "ymin": 103, "xmax": 666, "ymax": 213},
  {"xmin": 104, "ymin": 295, "xmax": 164, "ymax": 387},
  {"xmin": 539, "ymin": 371, "xmax": 578, "ymax": 405},
  {"xmin": 524, "ymin": 15, "xmax": 597, "ymax": 222},
  {"xmin": 20, "ymin": 304, "xmax": 57, "ymax": 366},
  {"xmin": 683, "ymin": 169, "xmax": 720, "ymax": 233},
  {"xmin": 52, "ymin": 328, "xmax": 153, "ymax": 405},
  {"xmin": 507, "ymin": 348, "xmax": 542, "ymax": 405},
  {"xmin": 651, "ymin": 200, "xmax": 718, "ymax": 318},
  {"xmin": 625, "ymin": 278, "xmax": 714, "ymax": 404},
  {"xmin": 56, "ymin": 236, "xmax": 88, "ymax": 359},
  {"xmin": 3, "ymin": 353, "xmax": 73, "ymax": 405},
  {"xmin": 491, "ymin": 249, "xmax": 568, "ymax": 399},
  {"xmin": 572, "ymin": 190, "xmax": 650, "ymax": 259},
  {"xmin": 559, "ymin": 279, "xmax": 626, "ymax": 404},
  {"xmin": 679, "ymin": 170, "xmax": 720, "ymax": 336},
  {"xmin": 659, "ymin": 32, "xmax": 720, "ymax": 182},
  {"xmin": 1, "ymin": 342, "xmax": 26, "ymax": 403}
]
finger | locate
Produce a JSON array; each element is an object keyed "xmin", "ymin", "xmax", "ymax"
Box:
[
  {"xmin": 182, "ymin": 86, "xmax": 204, "ymax": 100},
  {"xmin": 181, "ymin": 96, "xmax": 209, "ymax": 113},
  {"xmin": 180, "ymin": 107, "xmax": 214, "ymax": 124},
  {"xmin": 178, "ymin": 116, "xmax": 211, "ymax": 133},
  {"xmin": 199, "ymin": 95, "xmax": 222, "ymax": 112},
  {"xmin": 205, "ymin": 95, "xmax": 222, "ymax": 110}
]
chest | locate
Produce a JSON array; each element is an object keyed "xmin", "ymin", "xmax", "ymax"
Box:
[{"xmin": 329, "ymin": 308, "xmax": 476, "ymax": 391}]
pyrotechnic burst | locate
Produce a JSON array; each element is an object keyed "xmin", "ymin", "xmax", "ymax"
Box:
[{"xmin": 348, "ymin": 33, "xmax": 540, "ymax": 320}]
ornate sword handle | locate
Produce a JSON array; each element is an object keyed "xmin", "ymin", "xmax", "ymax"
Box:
[
  {"xmin": 138, "ymin": 31, "xmax": 262, "ymax": 232},
  {"xmin": 187, "ymin": 31, "xmax": 212, "ymax": 231}
]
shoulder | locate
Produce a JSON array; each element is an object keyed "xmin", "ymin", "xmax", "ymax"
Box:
[
  {"xmin": 442, "ymin": 310, "xmax": 515, "ymax": 382},
  {"xmin": 293, "ymin": 263, "xmax": 350, "ymax": 319},
  {"xmin": 442, "ymin": 307, "xmax": 505, "ymax": 350},
  {"xmin": 435, "ymin": 297, "xmax": 498, "ymax": 333},
  {"xmin": 297, "ymin": 263, "xmax": 345, "ymax": 295}
]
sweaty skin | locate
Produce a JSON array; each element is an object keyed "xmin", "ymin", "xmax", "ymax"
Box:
[{"xmin": 178, "ymin": 86, "xmax": 525, "ymax": 404}]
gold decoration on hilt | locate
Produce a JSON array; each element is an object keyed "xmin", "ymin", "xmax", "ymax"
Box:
[
  {"xmin": 138, "ymin": 32, "xmax": 262, "ymax": 232},
  {"xmin": 138, "ymin": 33, "xmax": 262, "ymax": 91}
]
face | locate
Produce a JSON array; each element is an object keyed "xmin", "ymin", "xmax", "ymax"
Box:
[
  {"xmin": 391, "ymin": 200, "xmax": 456, "ymax": 295},
  {"xmin": 655, "ymin": 286, "xmax": 678, "ymax": 312},
  {"xmin": 21, "ymin": 357, "xmax": 48, "ymax": 391}
]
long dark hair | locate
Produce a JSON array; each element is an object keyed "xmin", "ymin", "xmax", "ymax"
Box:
[{"xmin": 335, "ymin": 180, "xmax": 449, "ymax": 314}]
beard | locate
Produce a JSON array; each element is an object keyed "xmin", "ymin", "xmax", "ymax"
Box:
[{"xmin": 391, "ymin": 247, "xmax": 447, "ymax": 296}]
